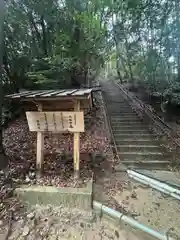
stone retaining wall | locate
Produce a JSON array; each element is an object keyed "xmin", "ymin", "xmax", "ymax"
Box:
[{"xmin": 15, "ymin": 179, "xmax": 92, "ymax": 210}]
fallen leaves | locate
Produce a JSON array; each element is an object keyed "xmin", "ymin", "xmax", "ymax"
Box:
[
  {"xmin": 0, "ymin": 90, "xmax": 116, "ymax": 220},
  {"xmin": 2, "ymin": 93, "xmax": 111, "ymax": 189}
]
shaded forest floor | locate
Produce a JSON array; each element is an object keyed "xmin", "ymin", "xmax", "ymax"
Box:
[
  {"xmin": 2, "ymin": 94, "xmax": 112, "ymax": 189},
  {"xmin": 0, "ymin": 91, "xmax": 115, "ymax": 219}
]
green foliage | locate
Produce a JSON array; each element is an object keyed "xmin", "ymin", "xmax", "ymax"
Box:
[
  {"xmin": 3, "ymin": 0, "xmax": 109, "ymax": 92},
  {"xmin": 110, "ymin": 0, "xmax": 180, "ymax": 105},
  {"xmin": 163, "ymin": 82, "xmax": 180, "ymax": 104}
]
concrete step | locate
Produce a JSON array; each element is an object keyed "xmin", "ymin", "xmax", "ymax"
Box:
[
  {"xmin": 104, "ymin": 100, "xmax": 126, "ymax": 103},
  {"xmin": 109, "ymin": 116, "xmax": 138, "ymax": 119},
  {"xmin": 106, "ymin": 103, "xmax": 132, "ymax": 106},
  {"xmin": 116, "ymin": 145, "xmax": 162, "ymax": 152},
  {"xmin": 112, "ymin": 129, "xmax": 148, "ymax": 133},
  {"xmin": 106, "ymin": 108, "xmax": 132, "ymax": 112},
  {"xmin": 105, "ymin": 100, "xmax": 127, "ymax": 103},
  {"xmin": 111, "ymin": 120, "xmax": 141, "ymax": 124},
  {"xmin": 106, "ymin": 99, "xmax": 126, "ymax": 101},
  {"xmin": 115, "ymin": 139, "xmax": 162, "ymax": 145},
  {"xmin": 106, "ymin": 104, "xmax": 130, "ymax": 106},
  {"xmin": 109, "ymin": 114, "xmax": 136, "ymax": 117},
  {"xmin": 106, "ymin": 102, "xmax": 129, "ymax": 104},
  {"xmin": 114, "ymin": 133, "xmax": 154, "ymax": 140},
  {"xmin": 106, "ymin": 102, "xmax": 127, "ymax": 104},
  {"xmin": 112, "ymin": 125, "xmax": 148, "ymax": 130},
  {"xmin": 115, "ymin": 160, "xmax": 172, "ymax": 170},
  {"xmin": 111, "ymin": 116, "xmax": 139, "ymax": 119},
  {"xmin": 119, "ymin": 152, "xmax": 170, "ymax": 161},
  {"xmin": 110, "ymin": 115, "xmax": 138, "ymax": 118},
  {"xmin": 111, "ymin": 121, "xmax": 146, "ymax": 126},
  {"xmin": 106, "ymin": 105, "xmax": 131, "ymax": 108},
  {"xmin": 108, "ymin": 112, "xmax": 136, "ymax": 115}
]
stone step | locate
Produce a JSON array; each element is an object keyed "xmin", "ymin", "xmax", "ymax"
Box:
[
  {"xmin": 107, "ymin": 98, "xmax": 126, "ymax": 99},
  {"xmin": 107, "ymin": 104, "xmax": 127, "ymax": 106},
  {"xmin": 114, "ymin": 133, "xmax": 154, "ymax": 140},
  {"xmin": 106, "ymin": 108, "xmax": 132, "ymax": 111},
  {"xmin": 106, "ymin": 103, "xmax": 130, "ymax": 106},
  {"xmin": 106, "ymin": 102, "xmax": 129, "ymax": 104},
  {"xmin": 105, "ymin": 100, "xmax": 127, "ymax": 102},
  {"xmin": 106, "ymin": 104, "xmax": 130, "ymax": 106},
  {"xmin": 112, "ymin": 125, "xmax": 148, "ymax": 130},
  {"xmin": 110, "ymin": 115, "xmax": 139, "ymax": 118},
  {"xmin": 112, "ymin": 129, "xmax": 148, "ymax": 133},
  {"xmin": 106, "ymin": 105, "xmax": 130, "ymax": 107},
  {"xmin": 115, "ymin": 160, "xmax": 172, "ymax": 170},
  {"xmin": 104, "ymin": 100, "xmax": 126, "ymax": 103},
  {"xmin": 108, "ymin": 112, "xmax": 136, "ymax": 115},
  {"xmin": 111, "ymin": 121, "xmax": 145, "ymax": 126},
  {"xmin": 109, "ymin": 114, "xmax": 136, "ymax": 116},
  {"xmin": 114, "ymin": 139, "xmax": 162, "ymax": 145},
  {"xmin": 106, "ymin": 101, "xmax": 128, "ymax": 102},
  {"xmin": 119, "ymin": 151, "xmax": 170, "ymax": 161},
  {"xmin": 116, "ymin": 145, "xmax": 162, "ymax": 152},
  {"xmin": 111, "ymin": 120, "xmax": 141, "ymax": 124},
  {"xmin": 111, "ymin": 116, "xmax": 139, "ymax": 119},
  {"xmin": 110, "ymin": 115, "xmax": 138, "ymax": 118}
]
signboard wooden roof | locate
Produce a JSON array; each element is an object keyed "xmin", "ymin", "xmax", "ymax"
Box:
[{"xmin": 5, "ymin": 87, "xmax": 100, "ymax": 101}]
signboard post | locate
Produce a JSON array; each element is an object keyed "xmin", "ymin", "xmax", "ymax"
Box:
[
  {"xmin": 74, "ymin": 100, "xmax": 80, "ymax": 179},
  {"xmin": 26, "ymin": 108, "xmax": 84, "ymax": 178},
  {"xmin": 36, "ymin": 104, "xmax": 44, "ymax": 178}
]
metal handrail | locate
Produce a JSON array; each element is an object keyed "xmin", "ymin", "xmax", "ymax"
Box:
[{"xmin": 115, "ymin": 81, "xmax": 180, "ymax": 149}]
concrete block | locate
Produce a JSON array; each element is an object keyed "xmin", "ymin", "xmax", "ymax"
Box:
[{"xmin": 15, "ymin": 179, "xmax": 92, "ymax": 210}]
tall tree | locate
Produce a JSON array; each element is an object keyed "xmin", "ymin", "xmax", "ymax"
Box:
[
  {"xmin": 0, "ymin": 0, "xmax": 4, "ymax": 150},
  {"xmin": 109, "ymin": 0, "xmax": 180, "ymax": 105}
]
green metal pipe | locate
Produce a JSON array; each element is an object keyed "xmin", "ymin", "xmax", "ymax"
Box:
[
  {"xmin": 93, "ymin": 201, "xmax": 175, "ymax": 240},
  {"xmin": 128, "ymin": 170, "xmax": 180, "ymax": 200}
]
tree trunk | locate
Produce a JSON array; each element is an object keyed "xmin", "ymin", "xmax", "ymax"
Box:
[
  {"xmin": 0, "ymin": 0, "xmax": 8, "ymax": 170},
  {"xmin": 28, "ymin": 12, "xmax": 42, "ymax": 48},
  {"xmin": 41, "ymin": 15, "xmax": 48, "ymax": 56},
  {"xmin": 124, "ymin": 38, "xmax": 134, "ymax": 83},
  {"xmin": 0, "ymin": 0, "xmax": 4, "ymax": 153},
  {"xmin": 116, "ymin": 56, "xmax": 123, "ymax": 83}
]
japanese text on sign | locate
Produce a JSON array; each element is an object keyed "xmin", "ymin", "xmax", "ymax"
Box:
[{"xmin": 26, "ymin": 111, "xmax": 84, "ymax": 132}]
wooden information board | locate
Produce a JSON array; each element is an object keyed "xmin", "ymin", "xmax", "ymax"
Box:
[{"xmin": 26, "ymin": 111, "xmax": 84, "ymax": 132}]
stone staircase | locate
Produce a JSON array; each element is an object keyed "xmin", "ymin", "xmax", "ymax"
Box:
[{"xmin": 103, "ymin": 81, "xmax": 172, "ymax": 170}]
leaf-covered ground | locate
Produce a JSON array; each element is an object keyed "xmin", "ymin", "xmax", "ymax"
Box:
[{"xmin": 2, "ymin": 95, "xmax": 112, "ymax": 189}]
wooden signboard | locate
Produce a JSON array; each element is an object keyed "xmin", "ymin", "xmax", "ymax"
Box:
[
  {"xmin": 26, "ymin": 106, "xmax": 83, "ymax": 179},
  {"xmin": 26, "ymin": 111, "xmax": 84, "ymax": 132}
]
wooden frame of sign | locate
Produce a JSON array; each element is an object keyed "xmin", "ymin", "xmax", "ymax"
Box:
[{"xmin": 26, "ymin": 100, "xmax": 84, "ymax": 179}]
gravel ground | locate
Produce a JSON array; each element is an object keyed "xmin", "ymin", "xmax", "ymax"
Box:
[
  {"xmin": 94, "ymin": 171, "xmax": 180, "ymax": 240},
  {"xmin": 114, "ymin": 182, "xmax": 180, "ymax": 238},
  {"xmin": 0, "ymin": 205, "xmax": 155, "ymax": 240}
]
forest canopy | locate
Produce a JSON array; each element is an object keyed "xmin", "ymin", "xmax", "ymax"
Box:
[
  {"xmin": 3, "ymin": 0, "xmax": 111, "ymax": 93},
  {"xmin": 110, "ymin": 0, "xmax": 180, "ymax": 104},
  {"xmin": 2, "ymin": 0, "xmax": 180, "ymax": 112}
]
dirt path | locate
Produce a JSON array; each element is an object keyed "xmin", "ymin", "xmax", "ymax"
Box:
[
  {"xmin": 0, "ymin": 205, "xmax": 156, "ymax": 240},
  {"xmin": 94, "ymin": 169, "xmax": 180, "ymax": 239}
]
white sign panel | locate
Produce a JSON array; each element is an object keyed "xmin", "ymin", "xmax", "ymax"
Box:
[{"xmin": 26, "ymin": 111, "xmax": 84, "ymax": 132}]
